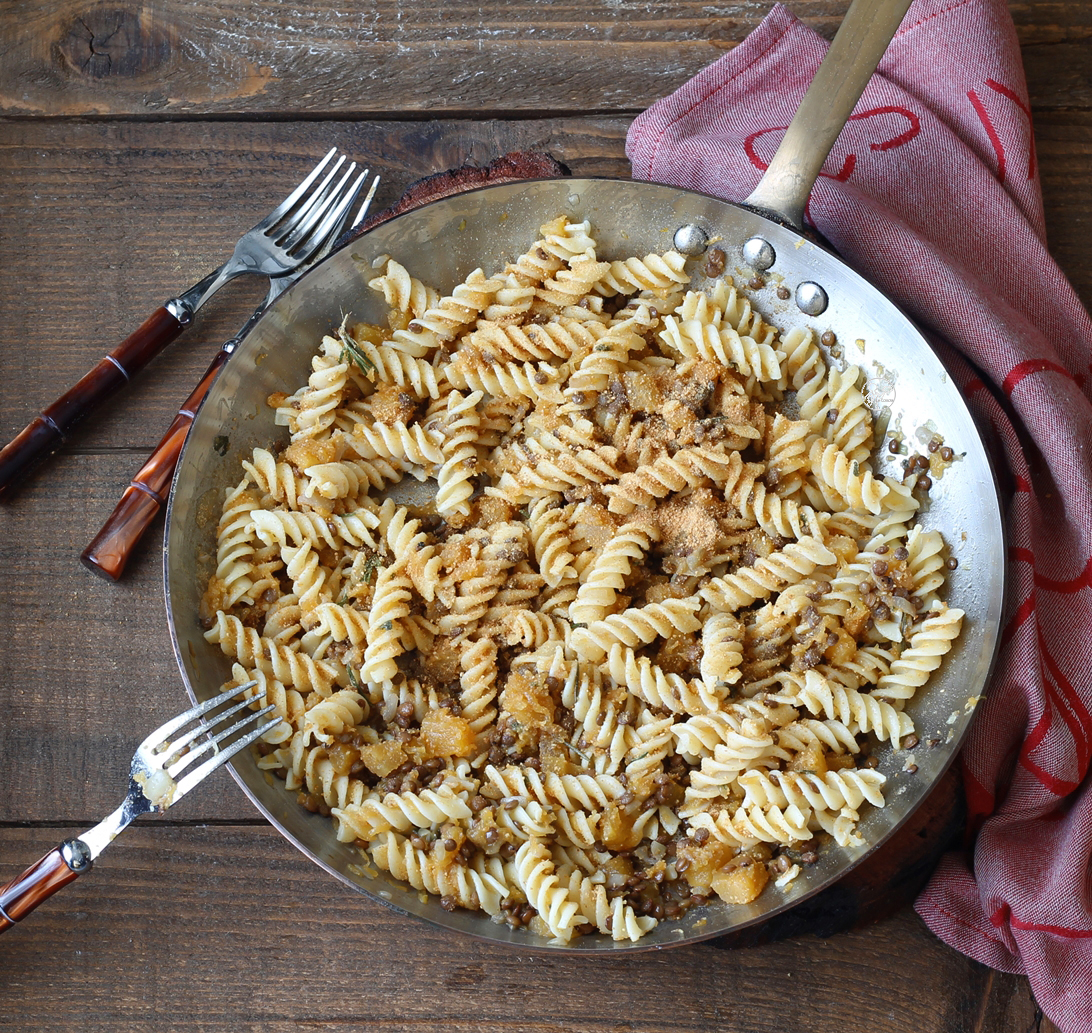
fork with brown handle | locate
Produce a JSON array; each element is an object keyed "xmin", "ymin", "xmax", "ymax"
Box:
[
  {"xmin": 0, "ymin": 684, "xmax": 278, "ymax": 934},
  {"xmin": 79, "ymin": 172, "xmax": 381, "ymax": 581},
  {"xmin": 0, "ymin": 147, "xmax": 367, "ymax": 498}
]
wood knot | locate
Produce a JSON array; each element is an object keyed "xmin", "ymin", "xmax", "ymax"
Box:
[{"xmin": 56, "ymin": 7, "xmax": 172, "ymax": 79}]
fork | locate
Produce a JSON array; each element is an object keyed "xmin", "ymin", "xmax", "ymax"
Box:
[
  {"xmin": 0, "ymin": 147, "xmax": 369, "ymax": 498},
  {"xmin": 79, "ymin": 172, "xmax": 381, "ymax": 581},
  {"xmin": 0, "ymin": 685, "xmax": 278, "ymax": 934}
]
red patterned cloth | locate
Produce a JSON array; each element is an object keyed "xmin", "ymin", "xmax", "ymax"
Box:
[{"xmin": 627, "ymin": 2, "xmax": 1092, "ymax": 1028}]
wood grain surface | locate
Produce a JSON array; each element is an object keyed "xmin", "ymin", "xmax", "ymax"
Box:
[{"xmin": 0, "ymin": 1, "xmax": 1085, "ymax": 1030}]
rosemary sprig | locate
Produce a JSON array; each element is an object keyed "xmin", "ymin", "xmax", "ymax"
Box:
[
  {"xmin": 565, "ymin": 741, "xmax": 590, "ymax": 762},
  {"xmin": 361, "ymin": 552, "xmax": 382, "ymax": 583},
  {"xmin": 337, "ymin": 322, "xmax": 376, "ymax": 375}
]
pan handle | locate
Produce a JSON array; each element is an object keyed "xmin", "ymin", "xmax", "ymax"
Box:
[{"xmin": 742, "ymin": 0, "xmax": 913, "ymax": 231}]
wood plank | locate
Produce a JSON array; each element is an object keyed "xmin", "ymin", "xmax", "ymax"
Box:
[
  {"xmin": 1010, "ymin": 0, "xmax": 1092, "ymax": 44},
  {"xmin": 0, "ymin": 0, "xmax": 769, "ymax": 118},
  {"xmin": 0, "ymin": 450, "xmax": 256, "ymax": 821},
  {"xmin": 0, "ymin": 824, "xmax": 1044, "ymax": 1033},
  {"xmin": 1036, "ymin": 110, "xmax": 1092, "ymax": 306},
  {"xmin": 1, "ymin": 1, "xmax": 1090, "ymax": 117}
]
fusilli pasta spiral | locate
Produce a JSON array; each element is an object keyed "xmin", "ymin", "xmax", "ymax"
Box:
[{"xmin": 201, "ymin": 215, "xmax": 965, "ymax": 944}]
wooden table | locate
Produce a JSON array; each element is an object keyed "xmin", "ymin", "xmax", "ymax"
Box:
[{"xmin": 1, "ymin": 2, "xmax": 1086, "ymax": 1029}]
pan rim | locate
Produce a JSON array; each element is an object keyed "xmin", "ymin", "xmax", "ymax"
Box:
[{"xmin": 163, "ymin": 175, "xmax": 1006, "ymax": 952}]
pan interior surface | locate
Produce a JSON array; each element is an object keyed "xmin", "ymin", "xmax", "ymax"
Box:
[{"xmin": 164, "ymin": 178, "xmax": 1004, "ymax": 952}]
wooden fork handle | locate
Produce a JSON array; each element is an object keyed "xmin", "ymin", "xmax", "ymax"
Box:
[
  {"xmin": 0, "ymin": 305, "xmax": 186, "ymax": 498},
  {"xmin": 0, "ymin": 841, "xmax": 91, "ymax": 934},
  {"xmin": 81, "ymin": 347, "xmax": 231, "ymax": 580}
]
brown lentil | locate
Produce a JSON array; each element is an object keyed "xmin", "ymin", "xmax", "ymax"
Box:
[{"xmin": 703, "ymin": 247, "xmax": 726, "ymax": 277}]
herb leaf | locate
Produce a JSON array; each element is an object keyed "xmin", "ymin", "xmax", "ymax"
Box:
[
  {"xmin": 361, "ymin": 552, "xmax": 381, "ymax": 583},
  {"xmin": 337, "ymin": 322, "xmax": 376, "ymax": 375}
]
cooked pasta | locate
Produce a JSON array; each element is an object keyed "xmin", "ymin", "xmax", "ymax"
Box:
[{"xmin": 200, "ymin": 216, "xmax": 965, "ymax": 944}]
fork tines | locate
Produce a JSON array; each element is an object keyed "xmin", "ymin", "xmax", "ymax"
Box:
[
  {"xmin": 265, "ymin": 149, "xmax": 377, "ymax": 257},
  {"xmin": 144, "ymin": 685, "xmax": 278, "ymax": 798}
]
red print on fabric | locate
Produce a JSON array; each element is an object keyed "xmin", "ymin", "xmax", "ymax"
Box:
[
  {"xmin": 744, "ymin": 106, "xmax": 921, "ymax": 179},
  {"xmin": 961, "ymin": 763, "xmax": 996, "ymax": 824},
  {"xmin": 1007, "ymin": 548, "xmax": 1092, "ymax": 795},
  {"xmin": 967, "ymin": 79, "xmax": 1037, "ymax": 186},
  {"xmin": 1002, "ymin": 358, "xmax": 1077, "ymax": 396},
  {"xmin": 1019, "ymin": 648, "xmax": 1090, "ymax": 795}
]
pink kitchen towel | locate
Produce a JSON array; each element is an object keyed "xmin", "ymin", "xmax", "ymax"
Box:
[{"xmin": 627, "ymin": 1, "xmax": 1092, "ymax": 1029}]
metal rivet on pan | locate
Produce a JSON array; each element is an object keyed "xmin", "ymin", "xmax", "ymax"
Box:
[
  {"xmin": 673, "ymin": 224, "xmax": 708, "ymax": 256},
  {"xmin": 742, "ymin": 236, "xmax": 776, "ymax": 271},
  {"xmin": 796, "ymin": 281, "xmax": 829, "ymax": 315}
]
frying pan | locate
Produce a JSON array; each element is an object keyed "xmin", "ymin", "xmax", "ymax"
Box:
[{"xmin": 163, "ymin": 0, "xmax": 1005, "ymax": 951}]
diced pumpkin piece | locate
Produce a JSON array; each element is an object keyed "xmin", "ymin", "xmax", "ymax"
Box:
[
  {"xmin": 421, "ymin": 709, "xmax": 476, "ymax": 758},
  {"xmin": 360, "ymin": 739, "xmax": 408, "ymax": 778},
  {"xmin": 676, "ymin": 835, "xmax": 736, "ymax": 891},
  {"xmin": 710, "ymin": 858, "xmax": 769, "ymax": 905}
]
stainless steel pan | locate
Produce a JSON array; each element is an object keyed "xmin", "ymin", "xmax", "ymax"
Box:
[{"xmin": 163, "ymin": 0, "xmax": 1005, "ymax": 951}]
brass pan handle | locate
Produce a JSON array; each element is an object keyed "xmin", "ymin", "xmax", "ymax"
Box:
[{"xmin": 743, "ymin": 0, "xmax": 914, "ymax": 230}]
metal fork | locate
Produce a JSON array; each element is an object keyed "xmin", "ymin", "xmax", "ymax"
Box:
[
  {"xmin": 0, "ymin": 147, "xmax": 371, "ymax": 498},
  {"xmin": 0, "ymin": 685, "xmax": 278, "ymax": 934},
  {"xmin": 80, "ymin": 171, "xmax": 381, "ymax": 581}
]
